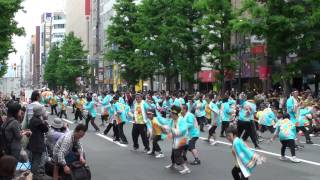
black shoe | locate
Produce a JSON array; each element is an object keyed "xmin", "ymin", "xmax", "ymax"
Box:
[
  {"xmin": 113, "ymin": 138, "xmax": 120, "ymax": 142},
  {"xmin": 306, "ymin": 140, "xmax": 314, "ymax": 144},
  {"xmin": 190, "ymin": 159, "xmax": 201, "ymax": 165}
]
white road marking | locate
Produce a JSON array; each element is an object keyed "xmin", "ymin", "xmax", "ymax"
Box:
[
  {"xmin": 62, "ymin": 118, "xmax": 74, "ymax": 124},
  {"xmin": 96, "ymin": 133, "xmax": 128, "ymax": 148},
  {"xmin": 300, "ymin": 141, "xmax": 320, "ymax": 147},
  {"xmin": 199, "ymin": 137, "xmax": 320, "ymax": 166}
]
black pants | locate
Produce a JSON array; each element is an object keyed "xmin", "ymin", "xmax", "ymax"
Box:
[
  {"xmin": 296, "ymin": 126, "xmax": 311, "ymax": 142},
  {"xmin": 152, "ymin": 135, "xmax": 162, "ymax": 153},
  {"xmin": 280, "ymin": 139, "xmax": 295, "ymax": 157},
  {"xmin": 196, "ymin": 116, "xmax": 206, "ymax": 132},
  {"xmin": 59, "ymin": 110, "xmax": 67, "ymax": 118},
  {"xmin": 132, "ymin": 124, "xmax": 150, "ymax": 150},
  {"xmin": 74, "ymin": 108, "xmax": 83, "ymax": 121},
  {"xmin": 232, "ymin": 166, "xmax": 248, "ymax": 180},
  {"xmin": 237, "ymin": 121, "xmax": 259, "ymax": 147},
  {"xmin": 72, "ymin": 104, "xmax": 75, "ymax": 113},
  {"xmin": 51, "ymin": 105, "xmax": 57, "ymax": 115},
  {"xmin": 171, "ymin": 147, "xmax": 185, "ymax": 165},
  {"xmin": 209, "ymin": 125, "xmax": 217, "ymax": 136},
  {"xmin": 85, "ymin": 114, "xmax": 100, "ymax": 131},
  {"xmin": 260, "ymin": 125, "xmax": 275, "ymax": 134},
  {"xmin": 118, "ymin": 122, "xmax": 128, "ymax": 143},
  {"xmin": 104, "ymin": 121, "xmax": 118, "ymax": 139},
  {"xmin": 221, "ymin": 121, "xmax": 230, "ymax": 136}
]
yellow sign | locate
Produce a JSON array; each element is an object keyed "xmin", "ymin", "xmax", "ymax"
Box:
[{"xmin": 135, "ymin": 80, "xmax": 143, "ymax": 92}]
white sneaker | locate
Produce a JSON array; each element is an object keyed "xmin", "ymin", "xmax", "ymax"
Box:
[
  {"xmin": 147, "ymin": 150, "xmax": 153, "ymax": 155},
  {"xmin": 165, "ymin": 164, "xmax": 176, "ymax": 169},
  {"xmin": 210, "ymin": 140, "xmax": 217, "ymax": 146},
  {"xmin": 179, "ymin": 168, "xmax": 191, "ymax": 174},
  {"xmin": 279, "ymin": 156, "xmax": 287, "ymax": 161},
  {"xmin": 290, "ymin": 156, "xmax": 301, "ymax": 163},
  {"xmin": 155, "ymin": 153, "xmax": 164, "ymax": 158}
]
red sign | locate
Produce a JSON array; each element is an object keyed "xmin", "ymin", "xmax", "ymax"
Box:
[
  {"xmin": 251, "ymin": 45, "xmax": 265, "ymax": 55},
  {"xmin": 259, "ymin": 66, "xmax": 270, "ymax": 80},
  {"xmin": 198, "ymin": 70, "xmax": 216, "ymax": 83},
  {"xmin": 85, "ymin": 0, "xmax": 91, "ymax": 16}
]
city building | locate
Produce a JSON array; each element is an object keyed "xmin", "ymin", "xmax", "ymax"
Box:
[
  {"xmin": 65, "ymin": 0, "xmax": 90, "ymax": 50},
  {"xmin": 33, "ymin": 26, "xmax": 40, "ymax": 88},
  {"xmin": 39, "ymin": 12, "xmax": 66, "ymax": 87},
  {"xmin": 51, "ymin": 12, "xmax": 66, "ymax": 44}
]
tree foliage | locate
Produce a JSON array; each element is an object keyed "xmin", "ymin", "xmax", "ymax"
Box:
[
  {"xmin": 233, "ymin": 0, "xmax": 320, "ymax": 94},
  {"xmin": 105, "ymin": 0, "xmax": 203, "ymax": 91},
  {"xmin": 44, "ymin": 33, "xmax": 89, "ymax": 91},
  {"xmin": 194, "ymin": 0, "xmax": 238, "ymax": 92},
  {"xmin": 105, "ymin": 0, "xmax": 140, "ymax": 87},
  {"xmin": 0, "ymin": 0, "xmax": 24, "ymax": 78}
]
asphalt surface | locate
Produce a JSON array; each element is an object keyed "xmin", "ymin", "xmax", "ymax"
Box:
[{"xmin": 46, "ymin": 106, "xmax": 320, "ymax": 180}]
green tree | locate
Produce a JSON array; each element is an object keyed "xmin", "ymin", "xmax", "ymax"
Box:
[
  {"xmin": 105, "ymin": 0, "xmax": 140, "ymax": 88},
  {"xmin": 0, "ymin": 0, "xmax": 24, "ymax": 77},
  {"xmin": 45, "ymin": 33, "xmax": 89, "ymax": 91},
  {"xmin": 136, "ymin": 0, "xmax": 202, "ymax": 91},
  {"xmin": 233, "ymin": 0, "xmax": 320, "ymax": 95},
  {"xmin": 194, "ymin": 0, "xmax": 238, "ymax": 93},
  {"xmin": 44, "ymin": 43, "xmax": 60, "ymax": 90}
]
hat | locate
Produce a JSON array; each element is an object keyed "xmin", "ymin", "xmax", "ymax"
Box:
[
  {"xmin": 33, "ymin": 105, "xmax": 43, "ymax": 117},
  {"xmin": 51, "ymin": 118, "xmax": 63, "ymax": 129}
]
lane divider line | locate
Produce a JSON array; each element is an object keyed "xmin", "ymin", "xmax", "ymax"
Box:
[
  {"xmin": 198, "ymin": 137, "xmax": 320, "ymax": 166},
  {"xmin": 96, "ymin": 133, "xmax": 128, "ymax": 148},
  {"xmin": 62, "ymin": 118, "xmax": 74, "ymax": 124},
  {"xmin": 300, "ymin": 141, "xmax": 320, "ymax": 147}
]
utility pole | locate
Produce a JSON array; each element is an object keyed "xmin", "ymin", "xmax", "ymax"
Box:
[{"xmin": 20, "ymin": 56, "xmax": 23, "ymax": 88}]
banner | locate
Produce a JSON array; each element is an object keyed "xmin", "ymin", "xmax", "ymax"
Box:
[{"xmin": 85, "ymin": 0, "xmax": 91, "ymax": 16}]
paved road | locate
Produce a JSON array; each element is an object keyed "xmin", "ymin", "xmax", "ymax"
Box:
[{"xmin": 46, "ymin": 106, "xmax": 320, "ymax": 180}]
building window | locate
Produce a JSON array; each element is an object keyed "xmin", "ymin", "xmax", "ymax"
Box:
[
  {"xmin": 53, "ymin": 24, "xmax": 65, "ymax": 29},
  {"xmin": 54, "ymin": 15, "xmax": 63, "ymax": 20}
]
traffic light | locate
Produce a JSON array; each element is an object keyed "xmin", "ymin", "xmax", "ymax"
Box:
[{"xmin": 13, "ymin": 63, "xmax": 16, "ymax": 70}]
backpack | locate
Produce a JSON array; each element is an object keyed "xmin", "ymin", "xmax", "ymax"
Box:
[
  {"xmin": 0, "ymin": 119, "xmax": 15, "ymax": 155},
  {"xmin": 70, "ymin": 161, "xmax": 91, "ymax": 180}
]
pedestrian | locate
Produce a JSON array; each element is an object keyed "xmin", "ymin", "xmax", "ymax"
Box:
[
  {"xmin": 58, "ymin": 98, "xmax": 67, "ymax": 119},
  {"xmin": 207, "ymin": 94, "xmax": 220, "ymax": 145},
  {"xmin": 1, "ymin": 102, "xmax": 31, "ymax": 160},
  {"xmin": 48, "ymin": 93, "xmax": 58, "ymax": 115},
  {"xmin": 165, "ymin": 106, "xmax": 191, "ymax": 174},
  {"xmin": 194, "ymin": 95, "xmax": 207, "ymax": 132},
  {"xmin": 238, "ymin": 93, "xmax": 260, "ymax": 149},
  {"xmin": 24, "ymin": 90, "xmax": 48, "ymax": 129},
  {"xmin": 27, "ymin": 105, "xmax": 51, "ymax": 179},
  {"xmin": 296, "ymin": 101, "xmax": 314, "ymax": 144},
  {"xmin": 181, "ymin": 104, "xmax": 201, "ymax": 165},
  {"xmin": 146, "ymin": 108, "xmax": 165, "ymax": 158},
  {"xmin": 226, "ymin": 126, "xmax": 264, "ymax": 180},
  {"xmin": 132, "ymin": 94, "xmax": 151, "ymax": 152},
  {"xmin": 220, "ymin": 95, "xmax": 232, "ymax": 137},
  {"xmin": 113, "ymin": 95, "xmax": 128, "ymax": 144},
  {"xmin": 271, "ymin": 113, "xmax": 301, "ymax": 163},
  {"xmin": 103, "ymin": 99, "xmax": 119, "ymax": 141},
  {"xmin": 74, "ymin": 94, "xmax": 85, "ymax": 122},
  {"xmin": 46, "ymin": 118, "xmax": 69, "ymax": 156},
  {"xmin": 84, "ymin": 95, "xmax": 100, "ymax": 132},
  {"xmin": 52, "ymin": 124, "xmax": 87, "ymax": 180}
]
